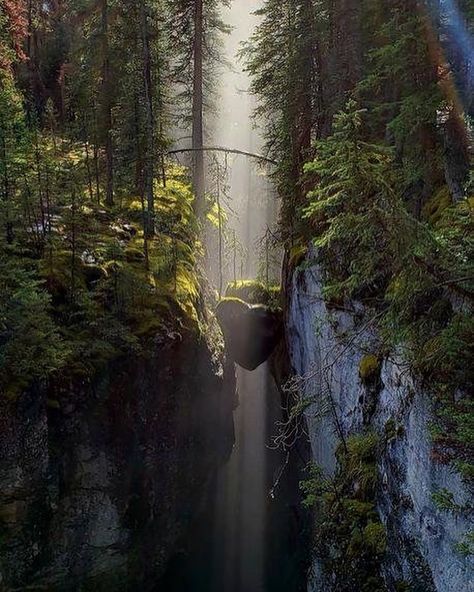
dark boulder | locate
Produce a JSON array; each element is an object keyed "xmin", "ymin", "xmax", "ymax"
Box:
[{"xmin": 216, "ymin": 298, "xmax": 282, "ymax": 371}]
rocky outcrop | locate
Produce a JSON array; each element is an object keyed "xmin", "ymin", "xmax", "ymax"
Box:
[
  {"xmin": 286, "ymin": 250, "xmax": 473, "ymax": 592},
  {"xmin": 0, "ymin": 330, "xmax": 235, "ymax": 591},
  {"xmin": 216, "ymin": 298, "xmax": 282, "ymax": 371}
]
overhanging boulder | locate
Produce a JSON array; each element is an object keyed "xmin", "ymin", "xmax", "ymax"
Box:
[{"xmin": 216, "ymin": 298, "xmax": 282, "ymax": 371}]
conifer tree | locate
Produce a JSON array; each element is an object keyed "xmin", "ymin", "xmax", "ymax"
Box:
[
  {"xmin": 243, "ymin": 0, "xmax": 319, "ymax": 241},
  {"xmin": 166, "ymin": 0, "xmax": 230, "ymax": 215}
]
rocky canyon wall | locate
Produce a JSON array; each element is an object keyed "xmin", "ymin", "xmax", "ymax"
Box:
[
  {"xmin": 0, "ymin": 329, "xmax": 235, "ymax": 591},
  {"xmin": 285, "ymin": 250, "xmax": 472, "ymax": 592}
]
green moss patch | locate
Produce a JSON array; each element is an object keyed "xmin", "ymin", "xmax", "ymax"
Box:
[
  {"xmin": 225, "ymin": 279, "xmax": 281, "ymax": 309},
  {"xmin": 288, "ymin": 242, "xmax": 308, "ymax": 270},
  {"xmin": 300, "ymin": 431, "xmax": 387, "ymax": 590},
  {"xmin": 422, "ymin": 186, "xmax": 452, "ymax": 225},
  {"xmin": 359, "ymin": 354, "xmax": 381, "ymax": 383}
]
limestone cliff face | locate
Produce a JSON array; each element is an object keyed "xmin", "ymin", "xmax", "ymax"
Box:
[
  {"xmin": 0, "ymin": 330, "xmax": 235, "ymax": 591},
  {"xmin": 285, "ymin": 251, "xmax": 473, "ymax": 592}
]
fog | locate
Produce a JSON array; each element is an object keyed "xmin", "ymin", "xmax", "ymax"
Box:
[{"xmin": 206, "ymin": 0, "xmax": 279, "ymax": 286}]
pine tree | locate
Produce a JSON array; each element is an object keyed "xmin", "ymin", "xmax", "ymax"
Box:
[
  {"xmin": 243, "ymin": 0, "xmax": 320, "ymax": 242},
  {"xmin": 165, "ymin": 0, "xmax": 230, "ymax": 215},
  {"xmin": 303, "ymin": 99, "xmax": 397, "ymax": 297}
]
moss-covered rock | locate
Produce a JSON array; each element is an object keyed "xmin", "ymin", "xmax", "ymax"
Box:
[
  {"xmin": 363, "ymin": 522, "xmax": 387, "ymax": 555},
  {"xmin": 301, "ymin": 430, "xmax": 386, "ymax": 591},
  {"xmin": 83, "ymin": 264, "xmax": 108, "ymax": 289},
  {"xmin": 124, "ymin": 247, "xmax": 146, "ymax": 263},
  {"xmin": 288, "ymin": 242, "xmax": 308, "ymax": 270},
  {"xmin": 225, "ymin": 279, "xmax": 281, "ymax": 309}
]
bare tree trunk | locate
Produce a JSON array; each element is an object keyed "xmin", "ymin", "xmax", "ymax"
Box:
[
  {"xmin": 265, "ymin": 234, "xmax": 269, "ymax": 290},
  {"xmin": 84, "ymin": 123, "xmax": 94, "ymax": 202},
  {"xmin": 328, "ymin": 0, "xmax": 362, "ymax": 115},
  {"xmin": 70, "ymin": 189, "xmax": 77, "ymax": 302},
  {"xmin": 101, "ymin": 0, "xmax": 114, "ymax": 207},
  {"xmin": 133, "ymin": 93, "xmax": 150, "ymax": 270},
  {"xmin": 192, "ymin": 0, "xmax": 205, "ymax": 216},
  {"xmin": 232, "ymin": 229, "xmax": 237, "ymax": 285},
  {"xmin": 92, "ymin": 102, "xmax": 101, "ymax": 204},
  {"xmin": 23, "ymin": 174, "xmax": 41, "ymax": 249},
  {"xmin": 217, "ymin": 172, "xmax": 223, "ymax": 298},
  {"xmin": 34, "ymin": 132, "xmax": 46, "ymax": 237},
  {"xmin": 140, "ymin": 0, "xmax": 155, "ymax": 236},
  {"xmin": 1, "ymin": 133, "xmax": 13, "ymax": 244}
]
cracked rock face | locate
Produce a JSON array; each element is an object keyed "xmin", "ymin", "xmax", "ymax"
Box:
[
  {"xmin": 216, "ymin": 298, "xmax": 283, "ymax": 371},
  {"xmin": 286, "ymin": 250, "xmax": 473, "ymax": 592}
]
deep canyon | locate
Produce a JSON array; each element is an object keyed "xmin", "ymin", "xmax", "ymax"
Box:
[{"xmin": 0, "ymin": 0, "xmax": 472, "ymax": 591}]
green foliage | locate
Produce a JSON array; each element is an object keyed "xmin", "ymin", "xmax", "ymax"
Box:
[
  {"xmin": 357, "ymin": 0, "xmax": 443, "ymax": 191},
  {"xmin": 0, "ymin": 261, "xmax": 68, "ymax": 396},
  {"xmin": 300, "ymin": 431, "xmax": 387, "ymax": 590},
  {"xmin": 363, "ymin": 522, "xmax": 387, "ymax": 555},
  {"xmin": 165, "ymin": 0, "xmax": 230, "ymax": 126},
  {"xmin": 303, "ymin": 100, "xmax": 397, "ymax": 300},
  {"xmin": 431, "ymin": 488, "xmax": 462, "ymax": 513},
  {"xmin": 288, "ymin": 242, "xmax": 308, "ymax": 270},
  {"xmin": 341, "ymin": 431, "xmax": 380, "ymax": 499},
  {"xmin": 303, "ymin": 99, "xmax": 473, "ymax": 469},
  {"xmin": 300, "ymin": 463, "xmax": 328, "ymax": 509},
  {"xmin": 454, "ymin": 531, "xmax": 474, "ymax": 557},
  {"xmin": 453, "ymin": 461, "xmax": 474, "ymax": 481},
  {"xmin": 0, "ymin": 150, "xmax": 203, "ymax": 394},
  {"xmin": 242, "ymin": 0, "xmax": 319, "ymax": 238},
  {"xmin": 422, "ymin": 187, "xmax": 452, "ymax": 225}
]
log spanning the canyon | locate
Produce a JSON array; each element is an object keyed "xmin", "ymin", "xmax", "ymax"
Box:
[{"xmin": 167, "ymin": 146, "xmax": 278, "ymax": 166}]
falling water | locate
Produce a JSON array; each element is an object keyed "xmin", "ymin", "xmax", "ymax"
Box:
[{"xmin": 159, "ymin": 2, "xmax": 306, "ymax": 590}]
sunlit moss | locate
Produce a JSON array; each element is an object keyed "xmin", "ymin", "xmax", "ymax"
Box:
[
  {"xmin": 225, "ymin": 279, "xmax": 281, "ymax": 308},
  {"xmin": 218, "ymin": 296, "xmax": 248, "ymax": 306},
  {"xmin": 288, "ymin": 242, "xmax": 308, "ymax": 269},
  {"xmin": 363, "ymin": 522, "xmax": 387, "ymax": 555},
  {"xmin": 125, "ymin": 247, "xmax": 146, "ymax": 263},
  {"xmin": 2, "ymin": 159, "xmax": 205, "ymax": 393}
]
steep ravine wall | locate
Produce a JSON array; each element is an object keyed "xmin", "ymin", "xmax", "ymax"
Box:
[
  {"xmin": 285, "ymin": 252, "xmax": 473, "ymax": 592},
  {"xmin": 0, "ymin": 330, "xmax": 235, "ymax": 591}
]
